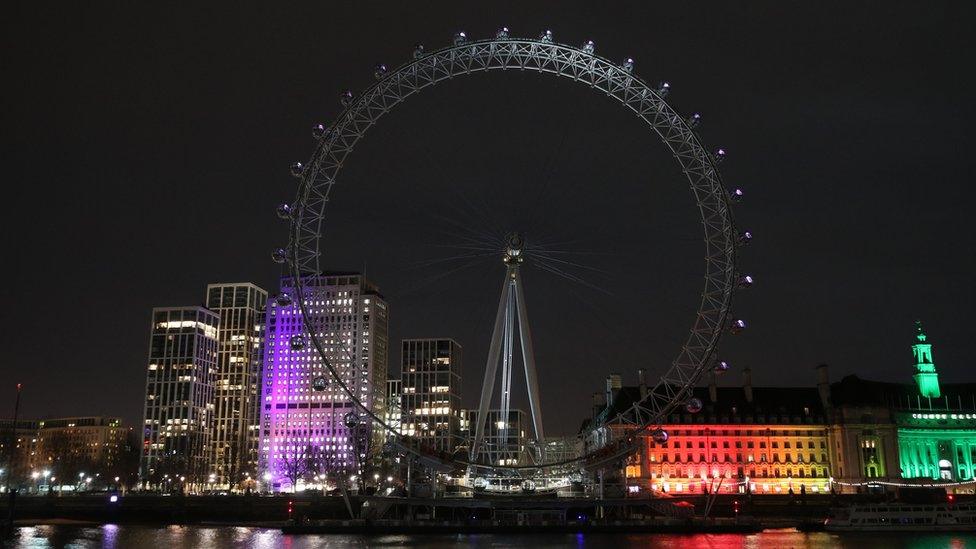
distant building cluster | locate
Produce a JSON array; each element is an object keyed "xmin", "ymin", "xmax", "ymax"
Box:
[
  {"xmin": 1, "ymin": 417, "xmax": 130, "ymax": 492},
  {"xmin": 125, "ymin": 274, "xmax": 547, "ymax": 493},
  {"xmin": 2, "ymin": 267, "xmax": 968, "ymax": 498}
]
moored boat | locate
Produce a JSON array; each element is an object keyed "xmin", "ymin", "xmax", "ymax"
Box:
[{"xmin": 825, "ymin": 500, "xmax": 976, "ymax": 532}]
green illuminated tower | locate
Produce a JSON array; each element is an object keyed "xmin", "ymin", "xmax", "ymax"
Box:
[{"xmin": 912, "ymin": 321, "xmax": 941, "ymax": 398}]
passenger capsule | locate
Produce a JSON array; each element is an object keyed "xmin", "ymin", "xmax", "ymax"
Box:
[
  {"xmin": 413, "ymin": 43, "xmax": 425, "ymax": 59},
  {"xmin": 289, "ymin": 162, "xmax": 304, "ymax": 177},
  {"xmin": 540, "ymin": 30, "xmax": 553, "ymax": 43},
  {"xmin": 312, "ymin": 123, "xmax": 328, "ymax": 140},
  {"xmin": 496, "ymin": 27, "xmax": 510, "ymax": 39},
  {"xmin": 714, "ymin": 360, "xmax": 731, "ymax": 373},
  {"xmin": 582, "ymin": 40, "xmax": 595, "ymax": 54},
  {"xmin": 312, "ymin": 376, "xmax": 328, "ymax": 391},
  {"xmin": 651, "ymin": 429, "xmax": 669, "ymax": 444},
  {"xmin": 657, "ymin": 81, "xmax": 671, "ymax": 97},
  {"xmin": 373, "ymin": 63, "xmax": 387, "ymax": 80},
  {"xmin": 344, "ymin": 412, "xmax": 360, "ymax": 429},
  {"xmin": 730, "ymin": 188, "xmax": 744, "ymax": 202},
  {"xmin": 738, "ymin": 231, "xmax": 753, "ymax": 245},
  {"xmin": 687, "ymin": 113, "xmax": 702, "ymax": 129},
  {"xmin": 275, "ymin": 292, "xmax": 293, "ymax": 307},
  {"xmin": 276, "ymin": 203, "xmax": 292, "ymax": 220},
  {"xmin": 340, "ymin": 90, "xmax": 354, "ymax": 107},
  {"xmin": 454, "ymin": 31, "xmax": 468, "ymax": 45},
  {"xmin": 730, "ymin": 319, "xmax": 747, "ymax": 334},
  {"xmin": 622, "ymin": 58, "xmax": 635, "ymax": 73},
  {"xmin": 271, "ymin": 248, "xmax": 288, "ymax": 264},
  {"xmin": 713, "ymin": 148, "xmax": 727, "ymax": 164},
  {"xmin": 685, "ymin": 397, "xmax": 704, "ymax": 414},
  {"xmin": 289, "ymin": 334, "xmax": 306, "ymax": 350},
  {"xmin": 738, "ymin": 275, "xmax": 754, "ymax": 289}
]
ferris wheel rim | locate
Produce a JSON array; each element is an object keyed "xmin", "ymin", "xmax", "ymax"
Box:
[{"xmin": 281, "ymin": 33, "xmax": 741, "ymax": 473}]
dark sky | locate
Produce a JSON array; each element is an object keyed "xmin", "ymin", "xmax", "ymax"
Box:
[{"xmin": 3, "ymin": 2, "xmax": 974, "ymax": 436}]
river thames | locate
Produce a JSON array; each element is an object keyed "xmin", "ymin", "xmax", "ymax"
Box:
[{"xmin": 3, "ymin": 526, "xmax": 976, "ymax": 548}]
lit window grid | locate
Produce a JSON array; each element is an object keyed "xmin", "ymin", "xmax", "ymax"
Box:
[
  {"xmin": 259, "ymin": 275, "xmax": 388, "ymax": 491},
  {"xmin": 400, "ymin": 339, "xmax": 462, "ymax": 453},
  {"xmin": 140, "ymin": 306, "xmax": 220, "ymax": 484},
  {"xmin": 206, "ymin": 283, "xmax": 268, "ymax": 486}
]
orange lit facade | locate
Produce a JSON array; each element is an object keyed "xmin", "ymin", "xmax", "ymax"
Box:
[
  {"xmin": 625, "ymin": 422, "xmax": 832, "ymax": 495},
  {"xmin": 588, "ymin": 371, "xmax": 835, "ymax": 495}
]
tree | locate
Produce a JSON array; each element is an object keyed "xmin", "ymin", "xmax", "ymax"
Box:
[{"xmin": 279, "ymin": 443, "xmax": 309, "ymax": 494}]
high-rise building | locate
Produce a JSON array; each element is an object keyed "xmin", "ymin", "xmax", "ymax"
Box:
[
  {"xmin": 140, "ymin": 306, "xmax": 220, "ymax": 487},
  {"xmin": 205, "ymin": 283, "xmax": 268, "ymax": 487},
  {"xmin": 400, "ymin": 338, "xmax": 462, "ymax": 452},
  {"xmin": 260, "ymin": 272, "xmax": 389, "ymax": 492}
]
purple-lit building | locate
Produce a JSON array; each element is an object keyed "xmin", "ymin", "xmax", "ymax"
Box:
[{"xmin": 260, "ymin": 273, "xmax": 389, "ymax": 492}]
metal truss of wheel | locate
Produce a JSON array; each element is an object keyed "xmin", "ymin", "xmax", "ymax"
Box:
[{"xmin": 281, "ymin": 30, "xmax": 743, "ymax": 473}]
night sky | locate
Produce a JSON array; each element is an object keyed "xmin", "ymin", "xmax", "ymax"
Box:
[{"xmin": 4, "ymin": 2, "xmax": 974, "ymax": 436}]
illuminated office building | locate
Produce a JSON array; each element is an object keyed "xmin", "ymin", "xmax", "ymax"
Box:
[
  {"xmin": 206, "ymin": 283, "xmax": 268, "ymax": 487},
  {"xmin": 399, "ymin": 338, "xmax": 462, "ymax": 452},
  {"xmin": 260, "ymin": 273, "xmax": 389, "ymax": 492},
  {"xmin": 140, "ymin": 306, "xmax": 220, "ymax": 486}
]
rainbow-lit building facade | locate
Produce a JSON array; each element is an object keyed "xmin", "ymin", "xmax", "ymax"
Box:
[
  {"xmin": 259, "ymin": 273, "xmax": 389, "ymax": 492},
  {"xmin": 591, "ymin": 322, "xmax": 976, "ymax": 494},
  {"xmin": 595, "ymin": 375, "xmax": 833, "ymax": 495}
]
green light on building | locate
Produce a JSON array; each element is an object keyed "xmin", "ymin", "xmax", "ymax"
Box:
[{"xmin": 912, "ymin": 320, "xmax": 940, "ymax": 399}]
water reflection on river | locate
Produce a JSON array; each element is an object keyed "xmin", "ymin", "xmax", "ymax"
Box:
[{"xmin": 5, "ymin": 525, "xmax": 976, "ymax": 548}]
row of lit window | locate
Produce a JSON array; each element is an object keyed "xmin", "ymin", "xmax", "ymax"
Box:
[{"xmin": 654, "ymin": 440, "xmax": 826, "ymax": 450}]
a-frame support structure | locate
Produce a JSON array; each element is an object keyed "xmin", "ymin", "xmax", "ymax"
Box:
[{"xmin": 470, "ymin": 233, "xmax": 545, "ymax": 466}]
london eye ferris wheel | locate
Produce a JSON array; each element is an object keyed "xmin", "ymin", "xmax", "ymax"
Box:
[{"xmin": 271, "ymin": 27, "xmax": 752, "ymax": 480}]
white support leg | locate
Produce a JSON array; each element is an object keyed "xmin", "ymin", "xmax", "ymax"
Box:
[
  {"xmin": 470, "ymin": 276, "xmax": 511, "ymax": 464},
  {"xmin": 514, "ymin": 269, "xmax": 546, "ymax": 461}
]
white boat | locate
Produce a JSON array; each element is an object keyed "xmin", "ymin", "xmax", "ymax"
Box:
[{"xmin": 826, "ymin": 501, "xmax": 976, "ymax": 532}]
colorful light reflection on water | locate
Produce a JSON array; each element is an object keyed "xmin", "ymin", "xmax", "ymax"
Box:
[{"xmin": 6, "ymin": 525, "xmax": 976, "ymax": 548}]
